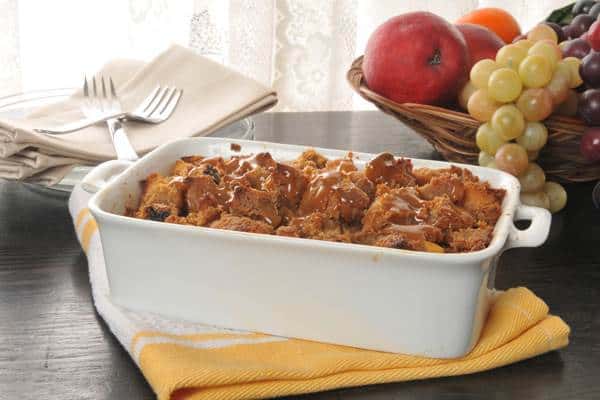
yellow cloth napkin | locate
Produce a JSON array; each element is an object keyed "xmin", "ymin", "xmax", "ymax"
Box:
[{"xmin": 69, "ymin": 184, "xmax": 570, "ymax": 400}]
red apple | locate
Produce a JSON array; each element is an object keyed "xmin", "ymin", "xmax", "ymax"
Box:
[
  {"xmin": 588, "ymin": 21, "xmax": 600, "ymax": 51},
  {"xmin": 457, "ymin": 23, "xmax": 505, "ymax": 67},
  {"xmin": 363, "ymin": 12, "xmax": 470, "ymax": 105}
]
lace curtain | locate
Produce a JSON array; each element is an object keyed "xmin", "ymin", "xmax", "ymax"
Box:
[{"xmin": 1, "ymin": 0, "xmax": 570, "ymax": 111}]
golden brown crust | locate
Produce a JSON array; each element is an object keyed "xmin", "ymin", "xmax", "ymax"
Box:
[
  {"xmin": 210, "ymin": 214, "xmax": 274, "ymax": 234},
  {"xmin": 418, "ymin": 174, "xmax": 465, "ymax": 202},
  {"xmin": 165, "ymin": 207, "xmax": 221, "ymax": 227},
  {"xmin": 298, "ymin": 171, "xmax": 371, "ymax": 224},
  {"xmin": 413, "ymin": 166, "xmax": 477, "ymax": 186},
  {"xmin": 419, "ymin": 196, "xmax": 475, "ymax": 230},
  {"xmin": 292, "ymin": 149, "xmax": 328, "ymax": 170},
  {"xmin": 134, "ymin": 173, "xmax": 187, "ymax": 221},
  {"xmin": 364, "ymin": 153, "xmax": 416, "ymax": 187},
  {"xmin": 228, "ymin": 185, "xmax": 281, "ymax": 227},
  {"xmin": 445, "ymin": 225, "xmax": 494, "ymax": 253},
  {"xmin": 132, "ymin": 150, "xmax": 505, "ymax": 253},
  {"xmin": 276, "ymin": 212, "xmax": 351, "ymax": 243},
  {"xmin": 461, "ymin": 181, "xmax": 505, "ymax": 225},
  {"xmin": 172, "ymin": 159, "xmax": 195, "ymax": 177}
]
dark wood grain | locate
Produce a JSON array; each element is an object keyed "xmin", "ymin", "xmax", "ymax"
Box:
[{"xmin": 1, "ymin": 111, "xmax": 599, "ymax": 400}]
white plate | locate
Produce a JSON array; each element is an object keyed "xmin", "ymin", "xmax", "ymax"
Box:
[{"xmin": 0, "ymin": 89, "xmax": 255, "ymax": 192}]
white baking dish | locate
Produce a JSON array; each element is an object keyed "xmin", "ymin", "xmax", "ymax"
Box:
[{"xmin": 84, "ymin": 137, "xmax": 551, "ymax": 358}]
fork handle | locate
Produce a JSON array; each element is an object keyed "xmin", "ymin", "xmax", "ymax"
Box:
[
  {"xmin": 106, "ymin": 118, "xmax": 139, "ymax": 161},
  {"xmin": 34, "ymin": 112, "xmax": 126, "ymax": 134}
]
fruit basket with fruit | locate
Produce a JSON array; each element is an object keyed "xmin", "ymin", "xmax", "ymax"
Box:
[{"xmin": 348, "ymin": 6, "xmax": 600, "ymax": 213}]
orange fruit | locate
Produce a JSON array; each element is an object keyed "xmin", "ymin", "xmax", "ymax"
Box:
[{"xmin": 456, "ymin": 8, "xmax": 521, "ymax": 44}]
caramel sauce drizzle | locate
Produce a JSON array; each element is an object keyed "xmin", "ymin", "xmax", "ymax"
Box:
[{"xmin": 143, "ymin": 150, "xmax": 504, "ymax": 253}]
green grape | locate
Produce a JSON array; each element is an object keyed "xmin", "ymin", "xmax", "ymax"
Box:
[
  {"xmin": 519, "ymin": 55, "xmax": 553, "ymax": 88},
  {"xmin": 527, "ymin": 24, "xmax": 558, "ymax": 44},
  {"xmin": 528, "ymin": 150, "xmax": 540, "ymax": 160},
  {"xmin": 467, "ymin": 89, "xmax": 501, "ymax": 122},
  {"xmin": 528, "ymin": 41, "xmax": 561, "ymax": 69},
  {"xmin": 476, "ymin": 123, "xmax": 506, "ymax": 155},
  {"xmin": 518, "ymin": 162, "xmax": 546, "ymax": 192},
  {"xmin": 516, "ymin": 122, "xmax": 548, "ymax": 151},
  {"xmin": 558, "ymin": 40, "xmax": 569, "ymax": 52},
  {"xmin": 470, "ymin": 59, "xmax": 500, "ymax": 89},
  {"xmin": 491, "ymin": 104, "xmax": 525, "ymax": 140},
  {"xmin": 495, "ymin": 143, "xmax": 529, "ymax": 176},
  {"xmin": 545, "ymin": 66, "xmax": 570, "ymax": 106},
  {"xmin": 554, "ymin": 62, "xmax": 571, "ymax": 78},
  {"xmin": 543, "ymin": 181, "xmax": 567, "ymax": 213},
  {"xmin": 513, "ymin": 39, "xmax": 535, "ymax": 52},
  {"xmin": 516, "ymin": 88, "xmax": 553, "ymax": 122},
  {"xmin": 520, "ymin": 191, "xmax": 550, "ymax": 210},
  {"xmin": 496, "ymin": 44, "xmax": 527, "ymax": 70},
  {"xmin": 478, "ymin": 151, "xmax": 495, "ymax": 166},
  {"xmin": 459, "ymin": 81, "xmax": 477, "ymax": 110},
  {"xmin": 488, "ymin": 68, "xmax": 523, "ymax": 102},
  {"xmin": 559, "ymin": 57, "xmax": 583, "ymax": 88}
]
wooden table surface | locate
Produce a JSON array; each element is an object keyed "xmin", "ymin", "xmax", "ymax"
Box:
[{"xmin": 1, "ymin": 111, "xmax": 599, "ymax": 400}]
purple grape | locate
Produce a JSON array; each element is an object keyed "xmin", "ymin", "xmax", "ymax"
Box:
[
  {"xmin": 570, "ymin": 14, "xmax": 596, "ymax": 38},
  {"xmin": 589, "ymin": 3, "xmax": 600, "ymax": 19},
  {"xmin": 563, "ymin": 25, "xmax": 574, "ymax": 40},
  {"xmin": 581, "ymin": 51, "xmax": 600, "ymax": 87},
  {"xmin": 562, "ymin": 38, "xmax": 592, "ymax": 58},
  {"xmin": 544, "ymin": 22, "xmax": 566, "ymax": 42},
  {"xmin": 579, "ymin": 89, "xmax": 600, "ymax": 125},
  {"xmin": 573, "ymin": 0, "xmax": 597, "ymax": 15},
  {"xmin": 580, "ymin": 128, "xmax": 600, "ymax": 161}
]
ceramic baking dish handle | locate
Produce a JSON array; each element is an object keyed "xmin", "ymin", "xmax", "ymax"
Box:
[
  {"xmin": 81, "ymin": 160, "xmax": 133, "ymax": 194},
  {"xmin": 505, "ymin": 204, "xmax": 552, "ymax": 249}
]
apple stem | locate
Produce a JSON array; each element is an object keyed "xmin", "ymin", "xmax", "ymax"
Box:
[{"xmin": 428, "ymin": 48, "xmax": 442, "ymax": 65}]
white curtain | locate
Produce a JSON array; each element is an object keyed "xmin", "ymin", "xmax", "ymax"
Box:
[{"xmin": 0, "ymin": 0, "xmax": 571, "ymax": 111}]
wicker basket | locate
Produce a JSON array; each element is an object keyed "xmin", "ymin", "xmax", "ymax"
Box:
[{"xmin": 347, "ymin": 56, "xmax": 600, "ymax": 182}]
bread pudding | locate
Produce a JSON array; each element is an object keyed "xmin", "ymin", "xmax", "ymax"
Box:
[{"xmin": 131, "ymin": 149, "xmax": 505, "ymax": 253}]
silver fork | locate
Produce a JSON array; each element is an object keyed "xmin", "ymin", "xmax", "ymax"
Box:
[
  {"xmin": 82, "ymin": 76, "xmax": 139, "ymax": 161},
  {"xmin": 35, "ymin": 80, "xmax": 183, "ymax": 134}
]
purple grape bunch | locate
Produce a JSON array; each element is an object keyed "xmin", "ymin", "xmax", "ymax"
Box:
[{"xmin": 559, "ymin": 1, "xmax": 600, "ymax": 160}]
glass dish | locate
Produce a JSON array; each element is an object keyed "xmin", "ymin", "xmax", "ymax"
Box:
[{"xmin": 0, "ymin": 89, "xmax": 255, "ymax": 192}]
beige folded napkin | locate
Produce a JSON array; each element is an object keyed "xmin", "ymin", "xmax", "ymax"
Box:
[
  {"xmin": 0, "ymin": 44, "xmax": 277, "ymax": 186},
  {"xmin": 0, "ymin": 150, "xmax": 85, "ymax": 180}
]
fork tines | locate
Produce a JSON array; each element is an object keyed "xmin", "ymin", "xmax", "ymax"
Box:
[
  {"xmin": 83, "ymin": 75, "xmax": 182, "ymax": 122},
  {"xmin": 136, "ymin": 85, "xmax": 183, "ymax": 119}
]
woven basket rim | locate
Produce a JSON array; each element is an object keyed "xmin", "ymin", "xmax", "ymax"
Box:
[{"xmin": 346, "ymin": 55, "xmax": 599, "ymax": 183}]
